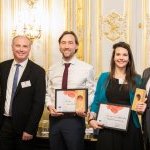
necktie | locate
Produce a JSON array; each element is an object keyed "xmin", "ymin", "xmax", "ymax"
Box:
[
  {"xmin": 9, "ymin": 64, "xmax": 20, "ymax": 115},
  {"xmin": 62, "ymin": 63, "xmax": 71, "ymax": 89}
]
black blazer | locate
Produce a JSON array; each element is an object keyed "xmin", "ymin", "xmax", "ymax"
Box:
[
  {"xmin": 0, "ymin": 59, "xmax": 46, "ymax": 135},
  {"xmin": 141, "ymin": 67, "xmax": 150, "ymax": 141}
]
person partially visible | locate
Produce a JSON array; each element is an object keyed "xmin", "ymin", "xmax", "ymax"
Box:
[
  {"xmin": 141, "ymin": 67, "xmax": 150, "ymax": 150},
  {"xmin": 0, "ymin": 35, "xmax": 46, "ymax": 150},
  {"xmin": 45, "ymin": 31, "xmax": 95, "ymax": 150},
  {"xmin": 89, "ymin": 42, "xmax": 145, "ymax": 150}
]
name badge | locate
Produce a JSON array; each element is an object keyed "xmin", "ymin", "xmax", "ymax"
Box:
[
  {"xmin": 119, "ymin": 78, "xmax": 124, "ymax": 84},
  {"xmin": 21, "ymin": 80, "xmax": 31, "ymax": 88}
]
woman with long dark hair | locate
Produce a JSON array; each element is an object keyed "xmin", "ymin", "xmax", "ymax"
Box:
[{"xmin": 89, "ymin": 42, "xmax": 145, "ymax": 150}]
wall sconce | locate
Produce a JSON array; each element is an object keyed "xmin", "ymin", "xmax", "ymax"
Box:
[{"xmin": 12, "ymin": 0, "xmax": 41, "ymax": 41}]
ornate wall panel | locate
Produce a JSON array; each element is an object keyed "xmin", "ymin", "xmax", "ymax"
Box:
[
  {"xmin": 65, "ymin": 0, "xmax": 102, "ymax": 77},
  {"xmin": 65, "ymin": 0, "xmax": 73, "ymax": 30},
  {"xmin": 1, "ymin": 0, "xmax": 150, "ymax": 76},
  {"xmin": 100, "ymin": 0, "xmax": 130, "ymax": 72},
  {"xmin": 64, "ymin": 0, "xmax": 140, "ymax": 76},
  {"xmin": 0, "ymin": 1, "xmax": 13, "ymax": 61},
  {"xmin": 92, "ymin": 0, "xmax": 102, "ymax": 77},
  {"xmin": 102, "ymin": 12, "xmax": 127, "ymax": 42},
  {"xmin": 144, "ymin": 0, "xmax": 150, "ymax": 69},
  {"xmin": 0, "ymin": 0, "xmax": 4, "ymax": 61},
  {"xmin": 65, "ymin": 0, "xmax": 94, "ymax": 63},
  {"xmin": 75, "ymin": 0, "xmax": 84, "ymax": 60},
  {"xmin": 0, "ymin": 0, "xmax": 66, "ymax": 70}
]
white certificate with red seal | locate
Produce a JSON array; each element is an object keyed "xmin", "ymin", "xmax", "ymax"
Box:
[{"xmin": 97, "ymin": 103, "xmax": 131, "ymax": 131}]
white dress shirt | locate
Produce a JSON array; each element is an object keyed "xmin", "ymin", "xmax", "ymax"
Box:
[
  {"xmin": 45, "ymin": 56, "xmax": 95, "ymax": 107},
  {"xmin": 4, "ymin": 59, "xmax": 28, "ymax": 116}
]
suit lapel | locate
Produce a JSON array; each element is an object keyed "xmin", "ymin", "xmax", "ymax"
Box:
[
  {"xmin": 143, "ymin": 69, "xmax": 150, "ymax": 105},
  {"xmin": 142, "ymin": 68, "xmax": 150, "ymax": 89},
  {"xmin": 4, "ymin": 63, "xmax": 12, "ymax": 84},
  {"xmin": 2, "ymin": 60, "xmax": 13, "ymax": 97}
]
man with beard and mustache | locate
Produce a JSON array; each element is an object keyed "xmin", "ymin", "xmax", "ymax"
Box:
[{"xmin": 45, "ymin": 31, "xmax": 95, "ymax": 150}]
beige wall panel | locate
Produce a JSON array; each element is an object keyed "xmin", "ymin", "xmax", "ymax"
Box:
[
  {"xmin": 0, "ymin": 0, "xmax": 150, "ymax": 81},
  {"xmin": 144, "ymin": 0, "xmax": 150, "ymax": 69},
  {"xmin": 100, "ymin": 0, "xmax": 129, "ymax": 72}
]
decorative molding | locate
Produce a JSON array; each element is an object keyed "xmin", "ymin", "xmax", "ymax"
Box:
[
  {"xmin": 26, "ymin": 0, "xmax": 38, "ymax": 7},
  {"xmin": 64, "ymin": 0, "xmax": 73, "ymax": 30},
  {"xmin": 0, "ymin": 0, "xmax": 4, "ymax": 61},
  {"xmin": 76, "ymin": 0, "xmax": 84, "ymax": 60},
  {"xmin": 102, "ymin": 12, "xmax": 127, "ymax": 41},
  {"xmin": 144, "ymin": 0, "xmax": 150, "ymax": 67},
  {"xmin": 83, "ymin": 0, "xmax": 91, "ymax": 64},
  {"xmin": 96, "ymin": 0, "xmax": 102, "ymax": 77},
  {"xmin": 146, "ymin": 13, "xmax": 150, "ymax": 39}
]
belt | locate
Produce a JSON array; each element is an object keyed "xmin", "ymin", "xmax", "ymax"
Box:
[
  {"xmin": 51, "ymin": 113, "xmax": 76, "ymax": 119},
  {"xmin": 3, "ymin": 115, "xmax": 12, "ymax": 120},
  {"xmin": 62, "ymin": 113, "xmax": 76, "ymax": 117}
]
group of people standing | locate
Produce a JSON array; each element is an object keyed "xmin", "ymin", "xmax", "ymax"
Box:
[{"xmin": 0, "ymin": 30, "xmax": 149, "ymax": 150}]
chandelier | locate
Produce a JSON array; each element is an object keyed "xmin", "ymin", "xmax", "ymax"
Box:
[{"xmin": 12, "ymin": 0, "xmax": 41, "ymax": 41}]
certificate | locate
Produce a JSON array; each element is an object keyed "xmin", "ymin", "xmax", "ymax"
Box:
[
  {"xmin": 97, "ymin": 103, "xmax": 131, "ymax": 131},
  {"xmin": 55, "ymin": 89, "xmax": 88, "ymax": 113},
  {"xmin": 131, "ymin": 88, "xmax": 146, "ymax": 111}
]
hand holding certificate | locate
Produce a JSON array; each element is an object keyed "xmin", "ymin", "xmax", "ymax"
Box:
[
  {"xmin": 97, "ymin": 103, "xmax": 131, "ymax": 131},
  {"xmin": 55, "ymin": 89, "xmax": 88, "ymax": 113}
]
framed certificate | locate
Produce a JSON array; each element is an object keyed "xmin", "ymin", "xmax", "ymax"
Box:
[
  {"xmin": 97, "ymin": 103, "xmax": 131, "ymax": 131},
  {"xmin": 55, "ymin": 89, "xmax": 88, "ymax": 113},
  {"xmin": 131, "ymin": 88, "xmax": 146, "ymax": 111}
]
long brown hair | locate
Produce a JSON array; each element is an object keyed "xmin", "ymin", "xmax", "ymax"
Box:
[{"xmin": 109, "ymin": 42, "xmax": 137, "ymax": 90}]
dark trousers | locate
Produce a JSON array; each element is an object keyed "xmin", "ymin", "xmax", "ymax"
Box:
[
  {"xmin": 144, "ymin": 138, "xmax": 150, "ymax": 150},
  {"xmin": 49, "ymin": 116, "xmax": 85, "ymax": 150},
  {"xmin": 0, "ymin": 116, "xmax": 34, "ymax": 150}
]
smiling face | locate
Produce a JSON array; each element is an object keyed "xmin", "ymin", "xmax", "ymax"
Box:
[
  {"xmin": 59, "ymin": 34, "xmax": 78, "ymax": 61},
  {"xmin": 110, "ymin": 42, "xmax": 136, "ymax": 88},
  {"xmin": 12, "ymin": 36, "xmax": 32, "ymax": 63},
  {"xmin": 114, "ymin": 47, "xmax": 129, "ymax": 70}
]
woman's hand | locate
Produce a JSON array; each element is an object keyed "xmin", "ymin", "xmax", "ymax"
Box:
[
  {"xmin": 88, "ymin": 119, "xmax": 104, "ymax": 129},
  {"xmin": 76, "ymin": 110, "xmax": 87, "ymax": 117}
]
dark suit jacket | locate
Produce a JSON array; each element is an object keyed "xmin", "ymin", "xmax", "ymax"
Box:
[
  {"xmin": 141, "ymin": 67, "xmax": 150, "ymax": 142},
  {"xmin": 0, "ymin": 59, "xmax": 46, "ymax": 136}
]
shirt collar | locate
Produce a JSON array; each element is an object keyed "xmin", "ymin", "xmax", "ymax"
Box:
[
  {"xmin": 62, "ymin": 56, "xmax": 77, "ymax": 65},
  {"xmin": 13, "ymin": 59, "xmax": 28, "ymax": 68}
]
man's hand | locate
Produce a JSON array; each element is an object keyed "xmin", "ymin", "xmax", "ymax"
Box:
[
  {"xmin": 22, "ymin": 132, "xmax": 33, "ymax": 141},
  {"xmin": 136, "ymin": 101, "xmax": 147, "ymax": 114},
  {"xmin": 48, "ymin": 105, "xmax": 64, "ymax": 117},
  {"xmin": 76, "ymin": 110, "xmax": 87, "ymax": 117},
  {"xmin": 89, "ymin": 120, "xmax": 103, "ymax": 129}
]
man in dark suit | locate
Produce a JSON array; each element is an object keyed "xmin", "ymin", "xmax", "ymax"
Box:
[
  {"xmin": 141, "ymin": 68, "xmax": 150, "ymax": 150},
  {"xmin": 0, "ymin": 35, "xmax": 46, "ymax": 150}
]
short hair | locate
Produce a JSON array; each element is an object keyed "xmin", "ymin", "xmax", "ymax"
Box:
[
  {"xmin": 12, "ymin": 35, "xmax": 33, "ymax": 45},
  {"xmin": 58, "ymin": 31, "xmax": 79, "ymax": 45}
]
